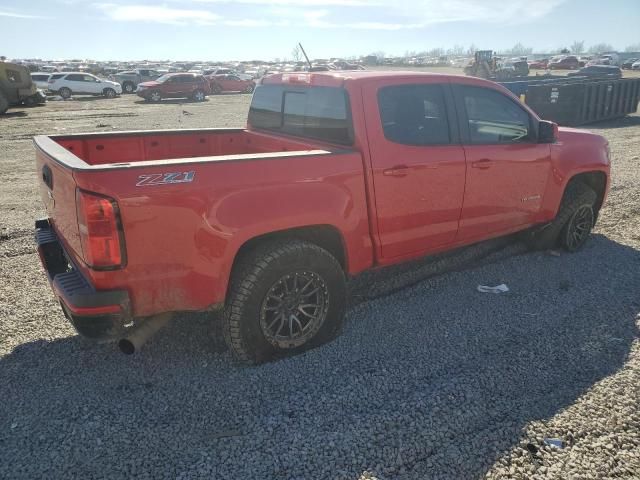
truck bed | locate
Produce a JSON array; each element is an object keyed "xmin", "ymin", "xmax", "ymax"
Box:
[
  {"xmin": 37, "ymin": 128, "xmax": 327, "ymax": 167},
  {"xmin": 33, "ymin": 127, "xmax": 372, "ymax": 318}
]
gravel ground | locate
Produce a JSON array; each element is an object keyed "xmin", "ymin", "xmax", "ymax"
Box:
[{"xmin": 1, "ymin": 94, "xmax": 639, "ymax": 479}]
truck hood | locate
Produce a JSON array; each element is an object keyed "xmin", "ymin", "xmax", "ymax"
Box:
[
  {"xmin": 137, "ymin": 81, "xmax": 160, "ymax": 88},
  {"xmin": 557, "ymin": 126, "xmax": 605, "ymax": 145}
]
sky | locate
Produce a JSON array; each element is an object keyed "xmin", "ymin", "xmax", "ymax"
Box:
[{"xmin": 1, "ymin": 0, "xmax": 639, "ymax": 61}]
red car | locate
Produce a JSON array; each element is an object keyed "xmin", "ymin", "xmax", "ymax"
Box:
[
  {"xmin": 207, "ymin": 74, "xmax": 255, "ymax": 94},
  {"xmin": 34, "ymin": 71, "xmax": 610, "ymax": 363},
  {"xmin": 136, "ymin": 73, "xmax": 211, "ymax": 102},
  {"xmin": 548, "ymin": 56, "xmax": 580, "ymax": 70},
  {"xmin": 528, "ymin": 58, "xmax": 549, "ymax": 69}
]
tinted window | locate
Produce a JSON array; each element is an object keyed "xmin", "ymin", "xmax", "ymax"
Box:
[
  {"xmin": 50, "ymin": 73, "xmax": 65, "ymax": 80},
  {"xmin": 378, "ymin": 85, "xmax": 450, "ymax": 145},
  {"xmin": 65, "ymin": 74, "xmax": 84, "ymax": 81},
  {"xmin": 83, "ymin": 75, "xmax": 96, "ymax": 82},
  {"xmin": 248, "ymin": 85, "xmax": 352, "ymax": 145},
  {"xmin": 32, "ymin": 74, "xmax": 49, "ymax": 81},
  {"xmin": 460, "ymin": 86, "xmax": 531, "ymax": 144}
]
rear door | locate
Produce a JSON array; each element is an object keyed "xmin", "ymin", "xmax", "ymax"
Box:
[
  {"xmin": 452, "ymin": 83, "xmax": 552, "ymax": 241},
  {"xmin": 363, "ymin": 79, "xmax": 467, "ymax": 260}
]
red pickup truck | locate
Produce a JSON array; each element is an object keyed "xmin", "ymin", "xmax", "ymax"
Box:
[{"xmin": 34, "ymin": 71, "xmax": 610, "ymax": 363}]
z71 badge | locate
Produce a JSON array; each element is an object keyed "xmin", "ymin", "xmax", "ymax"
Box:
[{"xmin": 136, "ymin": 171, "xmax": 195, "ymax": 187}]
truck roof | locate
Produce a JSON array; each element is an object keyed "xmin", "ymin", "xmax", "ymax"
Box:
[{"xmin": 261, "ymin": 70, "xmax": 463, "ymax": 88}]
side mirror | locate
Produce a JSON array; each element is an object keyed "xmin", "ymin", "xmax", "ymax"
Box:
[{"xmin": 538, "ymin": 120, "xmax": 558, "ymax": 143}]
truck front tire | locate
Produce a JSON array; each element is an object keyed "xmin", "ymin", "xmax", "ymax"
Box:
[
  {"xmin": 526, "ymin": 181, "xmax": 597, "ymax": 251},
  {"xmin": 223, "ymin": 240, "xmax": 346, "ymax": 364}
]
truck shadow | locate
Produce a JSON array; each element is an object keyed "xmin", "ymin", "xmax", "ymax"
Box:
[{"xmin": 1, "ymin": 235, "xmax": 638, "ymax": 479}]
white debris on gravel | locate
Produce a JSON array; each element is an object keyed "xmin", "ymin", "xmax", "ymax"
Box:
[{"xmin": 1, "ymin": 97, "xmax": 639, "ymax": 479}]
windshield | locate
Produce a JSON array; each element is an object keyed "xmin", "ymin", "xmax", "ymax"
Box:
[{"xmin": 154, "ymin": 74, "xmax": 172, "ymax": 83}]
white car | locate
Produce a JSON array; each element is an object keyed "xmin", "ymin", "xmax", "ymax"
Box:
[
  {"xmin": 30, "ymin": 72, "xmax": 51, "ymax": 90},
  {"xmin": 632, "ymin": 60, "xmax": 640, "ymax": 71},
  {"xmin": 48, "ymin": 72, "xmax": 122, "ymax": 99}
]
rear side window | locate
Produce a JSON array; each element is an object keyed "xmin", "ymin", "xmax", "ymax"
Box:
[
  {"xmin": 459, "ymin": 86, "xmax": 532, "ymax": 144},
  {"xmin": 378, "ymin": 85, "xmax": 450, "ymax": 145},
  {"xmin": 249, "ymin": 84, "xmax": 352, "ymax": 145},
  {"xmin": 50, "ymin": 74, "xmax": 65, "ymax": 80}
]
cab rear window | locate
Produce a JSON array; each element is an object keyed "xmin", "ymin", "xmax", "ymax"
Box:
[{"xmin": 248, "ymin": 84, "xmax": 353, "ymax": 145}]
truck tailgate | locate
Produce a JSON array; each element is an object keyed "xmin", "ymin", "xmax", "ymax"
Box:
[{"xmin": 35, "ymin": 143, "xmax": 82, "ymax": 259}]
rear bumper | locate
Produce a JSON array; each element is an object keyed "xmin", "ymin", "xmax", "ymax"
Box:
[{"xmin": 35, "ymin": 219, "xmax": 131, "ymax": 339}]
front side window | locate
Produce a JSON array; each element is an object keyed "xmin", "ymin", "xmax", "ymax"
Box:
[
  {"xmin": 460, "ymin": 86, "xmax": 532, "ymax": 144},
  {"xmin": 378, "ymin": 84, "xmax": 450, "ymax": 145}
]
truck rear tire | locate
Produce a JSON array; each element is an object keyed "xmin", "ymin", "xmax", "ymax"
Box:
[
  {"xmin": 223, "ymin": 240, "xmax": 346, "ymax": 364},
  {"xmin": 526, "ymin": 181, "xmax": 597, "ymax": 251}
]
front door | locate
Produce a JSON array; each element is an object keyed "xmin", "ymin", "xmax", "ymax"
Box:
[
  {"xmin": 452, "ymin": 84, "xmax": 552, "ymax": 241},
  {"xmin": 363, "ymin": 80, "xmax": 467, "ymax": 260},
  {"xmin": 163, "ymin": 76, "xmax": 184, "ymax": 97}
]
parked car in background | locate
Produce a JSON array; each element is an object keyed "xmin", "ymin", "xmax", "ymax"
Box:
[
  {"xmin": 30, "ymin": 72, "xmax": 51, "ymax": 90},
  {"xmin": 528, "ymin": 58, "xmax": 549, "ymax": 69},
  {"xmin": 136, "ymin": 73, "xmax": 211, "ymax": 102},
  {"xmin": 48, "ymin": 72, "xmax": 122, "ymax": 99},
  {"xmin": 503, "ymin": 58, "xmax": 530, "ymax": 76},
  {"xmin": 567, "ymin": 65, "xmax": 623, "ymax": 79},
  {"xmin": 578, "ymin": 56, "xmax": 593, "ymax": 67},
  {"xmin": 110, "ymin": 69, "xmax": 161, "ymax": 94},
  {"xmin": 621, "ymin": 58, "xmax": 639, "ymax": 69},
  {"xmin": 587, "ymin": 54, "xmax": 620, "ymax": 67},
  {"xmin": 631, "ymin": 60, "xmax": 640, "ymax": 71},
  {"xmin": 39, "ymin": 65, "xmax": 59, "ymax": 73},
  {"xmin": 548, "ymin": 55, "xmax": 580, "ymax": 70},
  {"xmin": 207, "ymin": 74, "xmax": 255, "ymax": 94}
]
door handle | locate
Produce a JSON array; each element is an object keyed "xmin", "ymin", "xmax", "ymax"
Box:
[
  {"xmin": 383, "ymin": 165, "xmax": 410, "ymax": 177},
  {"xmin": 471, "ymin": 159, "xmax": 494, "ymax": 169}
]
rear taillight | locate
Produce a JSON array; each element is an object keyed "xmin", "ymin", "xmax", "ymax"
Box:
[{"xmin": 76, "ymin": 189, "xmax": 125, "ymax": 269}]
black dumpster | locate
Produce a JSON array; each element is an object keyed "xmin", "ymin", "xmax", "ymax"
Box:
[{"xmin": 524, "ymin": 78, "xmax": 640, "ymax": 126}]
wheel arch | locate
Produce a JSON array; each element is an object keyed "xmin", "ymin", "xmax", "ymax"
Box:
[
  {"xmin": 565, "ymin": 170, "xmax": 607, "ymax": 219},
  {"xmin": 231, "ymin": 224, "xmax": 347, "ymax": 273}
]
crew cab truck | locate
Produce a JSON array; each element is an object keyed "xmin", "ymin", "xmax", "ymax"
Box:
[{"xmin": 34, "ymin": 71, "xmax": 610, "ymax": 364}]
